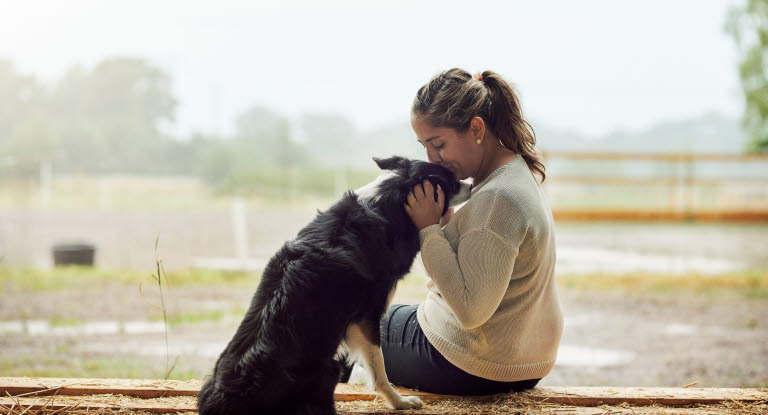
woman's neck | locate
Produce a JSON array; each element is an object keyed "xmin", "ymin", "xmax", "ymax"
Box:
[{"xmin": 471, "ymin": 144, "xmax": 517, "ymax": 186}]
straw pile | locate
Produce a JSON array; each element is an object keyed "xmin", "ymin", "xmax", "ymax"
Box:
[{"xmin": 1, "ymin": 391, "xmax": 765, "ymax": 415}]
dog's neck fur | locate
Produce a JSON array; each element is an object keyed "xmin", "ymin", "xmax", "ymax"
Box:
[{"xmin": 364, "ymin": 192, "xmax": 421, "ymax": 276}]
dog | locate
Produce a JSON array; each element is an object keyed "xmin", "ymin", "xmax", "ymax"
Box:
[{"xmin": 197, "ymin": 156, "xmax": 472, "ymax": 415}]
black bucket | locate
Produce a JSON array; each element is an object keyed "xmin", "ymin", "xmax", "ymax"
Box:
[{"xmin": 52, "ymin": 243, "xmax": 96, "ymax": 266}]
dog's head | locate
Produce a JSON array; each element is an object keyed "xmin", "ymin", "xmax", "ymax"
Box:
[{"xmin": 356, "ymin": 156, "xmax": 471, "ymax": 214}]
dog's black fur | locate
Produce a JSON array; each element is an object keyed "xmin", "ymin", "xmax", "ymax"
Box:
[{"xmin": 197, "ymin": 156, "xmax": 466, "ymax": 415}]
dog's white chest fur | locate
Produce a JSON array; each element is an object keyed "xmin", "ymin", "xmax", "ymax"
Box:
[{"xmin": 354, "ymin": 171, "xmax": 397, "ymax": 203}]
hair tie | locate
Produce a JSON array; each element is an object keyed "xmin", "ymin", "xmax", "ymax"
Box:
[{"xmin": 474, "ymin": 74, "xmax": 483, "ymax": 82}]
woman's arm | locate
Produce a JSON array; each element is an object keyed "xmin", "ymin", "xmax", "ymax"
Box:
[
  {"xmin": 419, "ymin": 223, "xmax": 521, "ymax": 329},
  {"xmin": 406, "ymin": 183, "xmax": 527, "ymax": 330}
]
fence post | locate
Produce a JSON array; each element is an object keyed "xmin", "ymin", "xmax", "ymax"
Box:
[
  {"xmin": 684, "ymin": 155, "xmax": 695, "ymax": 220},
  {"xmin": 39, "ymin": 161, "xmax": 52, "ymax": 209},
  {"xmin": 232, "ymin": 196, "xmax": 249, "ymax": 268}
]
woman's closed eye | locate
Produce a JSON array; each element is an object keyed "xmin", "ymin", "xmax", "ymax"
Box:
[{"xmin": 433, "ymin": 143, "xmax": 444, "ymax": 150}]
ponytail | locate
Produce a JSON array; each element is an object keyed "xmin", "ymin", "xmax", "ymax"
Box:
[{"xmin": 479, "ymin": 71, "xmax": 546, "ymax": 182}]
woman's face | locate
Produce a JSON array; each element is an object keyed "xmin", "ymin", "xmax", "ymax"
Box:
[{"xmin": 411, "ymin": 115, "xmax": 483, "ymax": 181}]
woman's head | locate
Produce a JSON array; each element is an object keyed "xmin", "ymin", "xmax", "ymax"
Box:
[{"xmin": 411, "ymin": 68, "xmax": 545, "ymax": 182}]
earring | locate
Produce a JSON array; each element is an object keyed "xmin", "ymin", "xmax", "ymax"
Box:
[{"xmin": 476, "ymin": 139, "xmax": 482, "ymax": 144}]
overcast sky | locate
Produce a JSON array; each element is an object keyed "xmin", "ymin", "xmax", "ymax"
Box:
[{"xmin": 0, "ymin": 0, "xmax": 745, "ymax": 138}]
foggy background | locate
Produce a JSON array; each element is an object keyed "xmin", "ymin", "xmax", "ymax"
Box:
[{"xmin": 0, "ymin": 0, "xmax": 766, "ymax": 390}]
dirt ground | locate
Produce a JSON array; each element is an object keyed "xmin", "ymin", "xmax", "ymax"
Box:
[
  {"xmin": 2, "ymin": 208, "xmax": 767, "ymax": 272},
  {"xmin": 0, "ymin": 206, "xmax": 766, "ymax": 388},
  {"xmin": 0, "ymin": 282, "xmax": 765, "ymax": 388}
]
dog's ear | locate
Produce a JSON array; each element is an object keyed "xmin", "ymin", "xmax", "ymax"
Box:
[{"xmin": 373, "ymin": 156, "xmax": 409, "ymax": 171}]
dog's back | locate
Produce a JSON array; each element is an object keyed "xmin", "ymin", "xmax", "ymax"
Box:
[{"xmin": 198, "ymin": 193, "xmax": 395, "ymax": 415}]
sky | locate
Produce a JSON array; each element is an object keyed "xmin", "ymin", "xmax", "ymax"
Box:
[{"xmin": 0, "ymin": 0, "xmax": 745, "ymax": 139}]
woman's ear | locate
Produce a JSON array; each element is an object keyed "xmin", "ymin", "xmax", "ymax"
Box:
[{"xmin": 470, "ymin": 116, "xmax": 485, "ymax": 141}]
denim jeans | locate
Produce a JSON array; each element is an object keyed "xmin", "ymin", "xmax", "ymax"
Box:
[{"xmin": 376, "ymin": 304, "xmax": 540, "ymax": 395}]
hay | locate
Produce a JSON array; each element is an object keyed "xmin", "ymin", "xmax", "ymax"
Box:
[
  {"xmin": 335, "ymin": 393, "xmax": 768, "ymax": 414},
  {"xmin": 0, "ymin": 383, "xmax": 765, "ymax": 415},
  {"xmin": 2, "ymin": 393, "xmax": 765, "ymax": 415}
]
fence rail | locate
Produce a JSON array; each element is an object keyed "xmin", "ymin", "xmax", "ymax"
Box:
[
  {"xmin": 543, "ymin": 151, "xmax": 768, "ymax": 161},
  {"xmin": 542, "ymin": 152, "xmax": 768, "ymax": 222}
]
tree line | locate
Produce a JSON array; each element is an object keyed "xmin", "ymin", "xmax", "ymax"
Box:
[
  {"xmin": 0, "ymin": 57, "xmax": 404, "ymax": 192},
  {"xmin": 2, "ymin": 3, "xmax": 766, "ymax": 188}
]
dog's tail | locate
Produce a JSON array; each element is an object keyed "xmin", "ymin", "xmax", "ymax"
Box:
[
  {"xmin": 197, "ymin": 377, "xmax": 225, "ymax": 415},
  {"xmin": 197, "ymin": 365, "xmax": 288, "ymax": 415}
]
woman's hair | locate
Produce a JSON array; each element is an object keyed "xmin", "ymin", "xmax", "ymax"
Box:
[{"xmin": 412, "ymin": 68, "xmax": 545, "ymax": 182}]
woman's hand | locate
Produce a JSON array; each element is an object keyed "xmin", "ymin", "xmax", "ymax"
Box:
[{"xmin": 404, "ymin": 180, "xmax": 445, "ymax": 231}]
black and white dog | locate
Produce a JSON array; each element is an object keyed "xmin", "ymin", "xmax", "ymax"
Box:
[{"xmin": 197, "ymin": 156, "xmax": 471, "ymax": 415}]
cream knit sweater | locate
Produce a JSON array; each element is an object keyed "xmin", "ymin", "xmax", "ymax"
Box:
[{"xmin": 416, "ymin": 154, "xmax": 563, "ymax": 382}]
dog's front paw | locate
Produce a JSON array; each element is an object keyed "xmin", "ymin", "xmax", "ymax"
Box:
[{"xmin": 391, "ymin": 395, "xmax": 424, "ymax": 410}]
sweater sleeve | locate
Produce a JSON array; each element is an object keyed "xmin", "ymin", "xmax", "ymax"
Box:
[{"xmin": 418, "ymin": 216, "xmax": 524, "ymax": 330}]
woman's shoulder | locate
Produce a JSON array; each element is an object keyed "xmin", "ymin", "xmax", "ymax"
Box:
[
  {"xmin": 476, "ymin": 172, "xmax": 540, "ymax": 212},
  {"xmin": 455, "ymin": 159, "xmax": 544, "ymax": 222},
  {"xmin": 455, "ymin": 186, "xmax": 531, "ymax": 231},
  {"xmin": 462, "ymin": 171, "xmax": 548, "ymax": 228}
]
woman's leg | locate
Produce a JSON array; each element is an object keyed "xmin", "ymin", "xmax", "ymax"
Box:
[{"xmin": 379, "ymin": 304, "xmax": 540, "ymax": 396}]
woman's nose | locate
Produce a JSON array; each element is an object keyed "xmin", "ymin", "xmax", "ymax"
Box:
[{"xmin": 426, "ymin": 147, "xmax": 441, "ymax": 163}]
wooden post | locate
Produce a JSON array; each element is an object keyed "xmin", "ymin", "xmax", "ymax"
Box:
[
  {"xmin": 39, "ymin": 160, "xmax": 52, "ymax": 209},
  {"xmin": 232, "ymin": 196, "xmax": 248, "ymax": 268}
]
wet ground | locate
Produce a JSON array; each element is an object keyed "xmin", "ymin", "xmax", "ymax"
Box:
[
  {"xmin": 0, "ymin": 284, "xmax": 765, "ymax": 388},
  {"xmin": 1, "ymin": 208, "xmax": 767, "ymax": 273},
  {"xmin": 1, "ymin": 207, "xmax": 766, "ymax": 387}
]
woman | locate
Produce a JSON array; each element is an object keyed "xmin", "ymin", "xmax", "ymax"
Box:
[{"xmin": 381, "ymin": 68, "xmax": 563, "ymax": 395}]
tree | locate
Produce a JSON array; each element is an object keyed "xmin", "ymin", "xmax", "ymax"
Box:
[
  {"xmin": 0, "ymin": 60, "xmax": 58, "ymax": 178},
  {"xmin": 0, "ymin": 60, "xmax": 41, "ymax": 139},
  {"xmin": 48, "ymin": 58, "xmax": 178, "ymax": 173},
  {"xmin": 233, "ymin": 105, "xmax": 308, "ymax": 166},
  {"xmin": 726, "ymin": 0, "xmax": 768, "ymax": 151},
  {"xmin": 298, "ymin": 113, "xmax": 359, "ymax": 165}
]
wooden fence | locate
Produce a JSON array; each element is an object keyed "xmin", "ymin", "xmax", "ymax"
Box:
[{"xmin": 542, "ymin": 152, "xmax": 768, "ymax": 222}]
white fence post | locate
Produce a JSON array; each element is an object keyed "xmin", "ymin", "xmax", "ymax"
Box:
[
  {"xmin": 232, "ymin": 196, "xmax": 249, "ymax": 268},
  {"xmin": 40, "ymin": 161, "xmax": 52, "ymax": 209}
]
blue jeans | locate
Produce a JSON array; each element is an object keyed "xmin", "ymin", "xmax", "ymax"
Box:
[{"xmin": 378, "ymin": 304, "xmax": 540, "ymax": 395}]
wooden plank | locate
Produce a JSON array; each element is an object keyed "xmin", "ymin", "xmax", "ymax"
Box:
[
  {"xmin": 1, "ymin": 378, "xmax": 766, "ymax": 408},
  {"xmin": 0, "ymin": 378, "xmax": 444, "ymax": 402},
  {"xmin": 0, "ymin": 396, "xmax": 450, "ymax": 415},
  {"xmin": 524, "ymin": 386, "xmax": 768, "ymax": 407},
  {"xmin": 0, "ymin": 377, "xmax": 201, "ymax": 399},
  {"xmin": 336, "ymin": 383, "xmax": 445, "ymax": 402}
]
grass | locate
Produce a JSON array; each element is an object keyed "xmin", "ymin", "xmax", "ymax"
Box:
[
  {"xmin": 556, "ymin": 269, "xmax": 768, "ymax": 298},
  {"xmin": 150, "ymin": 306, "xmax": 248, "ymax": 326},
  {"xmin": 49, "ymin": 317, "xmax": 81, "ymax": 327},
  {"xmin": 146, "ymin": 236, "xmax": 173, "ymax": 379},
  {"xmin": 1, "ymin": 266, "xmax": 766, "ymax": 298},
  {"xmin": 0, "ymin": 354, "xmax": 205, "ymax": 380},
  {"xmin": 0, "ymin": 266, "xmax": 256, "ymax": 292}
]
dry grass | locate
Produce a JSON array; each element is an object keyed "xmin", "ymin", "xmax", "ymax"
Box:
[
  {"xmin": 0, "ymin": 391, "xmax": 765, "ymax": 415},
  {"xmin": 556, "ymin": 270, "xmax": 768, "ymax": 298},
  {"xmin": 336, "ymin": 393, "xmax": 768, "ymax": 415}
]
